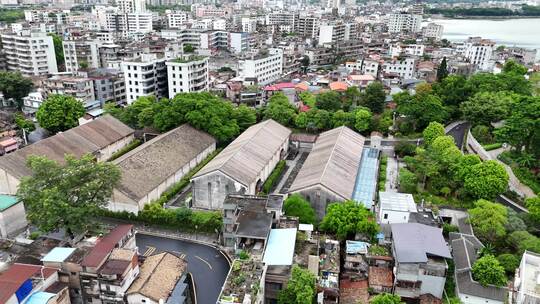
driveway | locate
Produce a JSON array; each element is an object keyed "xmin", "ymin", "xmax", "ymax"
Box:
[
  {"xmin": 445, "ymin": 122, "xmax": 470, "ymax": 150},
  {"xmin": 136, "ymin": 233, "xmax": 231, "ymax": 304}
]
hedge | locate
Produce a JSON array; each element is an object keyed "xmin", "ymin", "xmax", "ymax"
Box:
[
  {"xmin": 378, "ymin": 155, "xmax": 388, "ymax": 191},
  {"xmin": 482, "ymin": 143, "xmax": 503, "ymax": 151},
  {"xmin": 261, "ymin": 160, "xmax": 286, "ymax": 194},
  {"xmin": 108, "ymin": 139, "xmax": 142, "ymax": 161}
]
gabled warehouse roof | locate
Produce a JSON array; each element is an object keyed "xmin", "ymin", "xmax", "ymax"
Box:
[
  {"xmin": 0, "ymin": 115, "xmax": 133, "ymax": 178},
  {"xmin": 113, "ymin": 124, "xmax": 215, "ymax": 202},
  {"xmin": 192, "ymin": 119, "xmax": 291, "ymax": 187},
  {"xmin": 289, "ymin": 126, "xmax": 365, "ymax": 199}
]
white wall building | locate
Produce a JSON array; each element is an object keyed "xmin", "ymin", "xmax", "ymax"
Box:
[
  {"xmin": 0, "ymin": 195, "xmax": 27, "ymax": 238},
  {"xmin": 117, "ymin": 0, "xmax": 146, "ymax": 13},
  {"xmin": 166, "ymin": 56, "xmax": 209, "ymax": 98},
  {"xmin": 238, "ymin": 48, "xmax": 283, "ymax": 85},
  {"xmin": 383, "ymin": 57, "xmax": 416, "ymax": 79},
  {"xmin": 378, "ymin": 192, "xmax": 417, "ymax": 224},
  {"xmin": 63, "ymin": 40, "xmax": 101, "ymax": 73},
  {"xmin": 167, "ymin": 11, "xmax": 188, "ymax": 28},
  {"xmin": 387, "ymin": 13, "xmax": 422, "ymax": 33},
  {"xmin": 0, "ymin": 31, "xmax": 57, "ymax": 77},
  {"xmin": 423, "ymin": 23, "xmax": 444, "ymax": 41},
  {"xmin": 514, "ymin": 251, "xmax": 540, "ymax": 304},
  {"xmin": 229, "ymin": 32, "xmax": 249, "ymax": 54},
  {"xmin": 463, "ymin": 37, "xmax": 495, "ymax": 71},
  {"xmin": 389, "ymin": 43, "xmax": 425, "ymax": 57},
  {"xmin": 241, "ymin": 17, "xmax": 257, "ymax": 33},
  {"xmin": 122, "ymin": 53, "xmax": 168, "ymax": 104}
]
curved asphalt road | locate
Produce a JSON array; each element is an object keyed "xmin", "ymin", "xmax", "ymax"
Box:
[
  {"xmin": 445, "ymin": 122, "xmax": 470, "ymax": 150},
  {"xmin": 136, "ymin": 233, "xmax": 230, "ymax": 304}
]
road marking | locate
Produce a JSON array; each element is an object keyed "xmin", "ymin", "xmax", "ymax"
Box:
[
  {"xmin": 143, "ymin": 246, "xmax": 156, "ymax": 257},
  {"xmin": 195, "ymin": 255, "xmax": 212, "ymax": 270}
]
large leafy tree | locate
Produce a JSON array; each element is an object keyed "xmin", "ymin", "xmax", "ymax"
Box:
[
  {"xmin": 331, "ymin": 110, "xmax": 355, "ymax": 128},
  {"xmin": 472, "ymin": 254, "xmax": 507, "ymax": 287},
  {"xmin": 422, "ymin": 122, "xmax": 445, "ymax": 146},
  {"xmin": 0, "ymin": 71, "xmax": 34, "ymax": 108},
  {"xmin": 354, "ymin": 107, "xmax": 372, "ymax": 132},
  {"xmin": 36, "ymin": 94, "xmax": 85, "ymax": 133},
  {"xmin": 463, "ymin": 160, "xmax": 508, "ymax": 200},
  {"xmin": 264, "ymin": 92, "xmax": 297, "ymax": 126},
  {"xmin": 371, "ymin": 293, "xmax": 403, "ymax": 304},
  {"xmin": 436, "ymin": 57, "xmax": 448, "ymax": 82},
  {"xmin": 468, "ymin": 199, "xmax": 508, "ymax": 243},
  {"xmin": 48, "ymin": 33, "xmax": 64, "ymax": 68},
  {"xmin": 525, "ymin": 197, "xmax": 540, "ymax": 223},
  {"xmin": 315, "ymin": 91, "xmax": 342, "ymax": 111},
  {"xmin": 232, "ymin": 104, "xmax": 256, "ymax": 132},
  {"xmin": 320, "ymin": 201, "xmax": 379, "ymax": 240},
  {"xmin": 432, "ymin": 74, "xmax": 471, "ymax": 108},
  {"xmin": 17, "ymin": 154, "xmax": 121, "ymax": 237},
  {"xmin": 395, "ymin": 92, "xmax": 448, "ymax": 131},
  {"xmin": 460, "ymin": 91, "xmax": 516, "ymax": 126},
  {"xmin": 277, "ymin": 265, "xmax": 316, "ymax": 304},
  {"xmin": 362, "ymin": 81, "xmax": 386, "ymax": 114},
  {"xmin": 283, "ymin": 194, "xmax": 316, "ymax": 225}
]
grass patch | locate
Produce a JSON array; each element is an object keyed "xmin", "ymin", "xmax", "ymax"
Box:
[
  {"xmin": 261, "ymin": 160, "xmax": 287, "ymax": 194},
  {"xmin": 482, "ymin": 143, "xmax": 503, "ymax": 151},
  {"xmin": 108, "ymin": 139, "xmax": 142, "ymax": 161}
]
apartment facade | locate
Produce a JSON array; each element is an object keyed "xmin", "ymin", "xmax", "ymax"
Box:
[
  {"xmin": 463, "ymin": 37, "xmax": 495, "ymax": 71},
  {"xmin": 122, "ymin": 53, "xmax": 168, "ymax": 104},
  {"xmin": 0, "ymin": 31, "xmax": 57, "ymax": 77},
  {"xmin": 383, "ymin": 57, "xmax": 416, "ymax": 79},
  {"xmin": 387, "ymin": 13, "xmax": 422, "ymax": 33},
  {"xmin": 63, "ymin": 40, "xmax": 101, "ymax": 73},
  {"xmin": 43, "ymin": 74, "xmax": 95, "ymax": 104},
  {"xmin": 423, "ymin": 23, "xmax": 444, "ymax": 41},
  {"xmin": 238, "ymin": 48, "xmax": 283, "ymax": 85},
  {"xmin": 167, "ymin": 11, "xmax": 188, "ymax": 28},
  {"xmin": 166, "ymin": 56, "xmax": 209, "ymax": 98}
]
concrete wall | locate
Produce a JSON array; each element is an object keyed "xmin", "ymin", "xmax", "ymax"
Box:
[
  {"xmin": 0, "ymin": 201, "xmax": 27, "ymax": 238},
  {"xmin": 97, "ymin": 134, "xmax": 135, "ymax": 161},
  {"xmin": 378, "ymin": 209, "xmax": 410, "ymax": 224},
  {"xmin": 419, "ymin": 274, "xmax": 445, "ymax": 299},
  {"xmin": 291, "ymin": 185, "xmax": 346, "ymax": 219},
  {"xmin": 0, "ymin": 169, "xmax": 20, "ymax": 195},
  {"xmin": 458, "ymin": 293, "xmax": 504, "ymax": 304}
]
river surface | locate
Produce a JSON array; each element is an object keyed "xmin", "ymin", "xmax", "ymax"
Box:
[{"xmin": 430, "ymin": 18, "xmax": 540, "ymax": 50}]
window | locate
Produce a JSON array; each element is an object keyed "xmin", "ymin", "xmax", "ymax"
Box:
[{"xmin": 384, "ymin": 214, "xmax": 388, "ymax": 219}]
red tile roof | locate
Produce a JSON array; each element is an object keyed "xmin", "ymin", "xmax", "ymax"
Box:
[
  {"xmin": 264, "ymin": 82, "xmax": 296, "ymax": 91},
  {"xmin": 340, "ymin": 279, "xmax": 368, "ymax": 304},
  {"xmin": 368, "ymin": 266, "xmax": 393, "ymax": 288},
  {"xmin": 0, "ymin": 263, "xmax": 58, "ymax": 303},
  {"xmin": 81, "ymin": 225, "xmax": 133, "ymax": 268}
]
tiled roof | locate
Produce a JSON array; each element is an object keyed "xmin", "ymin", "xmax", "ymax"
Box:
[
  {"xmin": 0, "ymin": 264, "xmax": 57, "ymax": 303},
  {"xmin": 391, "ymin": 223, "xmax": 451, "ymax": 263},
  {"xmin": 193, "ymin": 119, "xmax": 291, "ymax": 187},
  {"xmin": 81, "ymin": 225, "xmax": 133, "ymax": 268}
]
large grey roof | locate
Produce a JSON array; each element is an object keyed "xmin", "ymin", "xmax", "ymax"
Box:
[
  {"xmin": 391, "ymin": 223, "xmax": 451, "ymax": 263},
  {"xmin": 0, "ymin": 115, "xmax": 134, "ymax": 178},
  {"xmin": 289, "ymin": 126, "xmax": 365, "ymax": 199},
  {"xmin": 192, "ymin": 119, "xmax": 291, "ymax": 186},
  {"xmin": 451, "ymin": 236, "xmax": 508, "ymax": 301},
  {"xmin": 113, "ymin": 124, "xmax": 215, "ymax": 202}
]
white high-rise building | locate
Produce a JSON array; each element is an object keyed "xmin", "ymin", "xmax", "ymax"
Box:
[
  {"xmin": 63, "ymin": 40, "xmax": 101, "ymax": 73},
  {"xmin": 117, "ymin": 0, "xmax": 146, "ymax": 13},
  {"xmin": 238, "ymin": 48, "xmax": 283, "ymax": 85},
  {"xmin": 241, "ymin": 17, "xmax": 257, "ymax": 33},
  {"xmin": 387, "ymin": 13, "xmax": 422, "ymax": 33},
  {"xmin": 167, "ymin": 11, "xmax": 188, "ymax": 29},
  {"xmin": 122, "ymin": 53, "xmax": 167, "ymax": 104},
  {"xmin": 383, "ymin": 57, "xmax": 416, "ymax": 79},
  {"xmin": 423, "ymin": 23, "xmax": 444, "ymax": 41},
  {"xmin": 229, "ymin": 32, "xmax": 249, "ymax": 54},
  {"xmin": 0, "ymin": 31, "xmax": 57, "ymax": 77},
  {"xmin": 166, "ymin": 56, "xmax": 209, "ymax": 98},
  {"xmin": 463, "ymin": 37, "xmax": 495, "ymax": 71}
]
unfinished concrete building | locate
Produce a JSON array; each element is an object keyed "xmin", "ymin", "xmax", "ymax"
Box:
[
  {"xmin": 288, "ymin": 126, "xmax": 365, "ymax": 218},
  {"xmin": 191, "ymin": 119, "xmax": 291, "ymax": 210}
]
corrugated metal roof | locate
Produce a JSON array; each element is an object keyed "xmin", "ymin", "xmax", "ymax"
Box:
[
  {"xmin": 289, "ymin": 126, "xmax": 365, "ymax": 199},
  {"xmin": 352, "ymin": 148, "xmax": 379, "ymax": 208},
  {"xmin": 113, "ymin": 124, "xmax": 215, "ymax": 202},
  {"xmin": 391, "ymin": 223, "xmax": 451, "ymax": 263},
  {"xmin": 263, "ymin": 228, "xmax": 297, "ymax": 266},
  {"xmin": 192, "ymin": 119, "xmax": 291, "ymax": 187},
  {"xmin": 41, "ymin": 247, "xmax": 76, "ymax": 263},
  {"xmin": 81, "ymin": 225, "xmax": 133, "ymax": 267},
  {"xmin": 0, "ymin": 115, "xmax": 134, "ymax": 179},
  {"xmin": 0, "ymin": 264, "xmax": 57, "ymax": 303}
]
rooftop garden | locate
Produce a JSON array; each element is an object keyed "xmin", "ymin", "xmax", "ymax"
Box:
[{"xmin": 173, "ymin": 55, "xmax": 207, "ymax": 63}]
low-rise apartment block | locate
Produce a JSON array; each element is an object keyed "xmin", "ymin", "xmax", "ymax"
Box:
[
  {"xmin": 166, "ymin": 55, "xmax": 209, "ymax": 98},
  {"xmin": 0, "ymin": 30, "xmax": 57, "ymax": 77}
]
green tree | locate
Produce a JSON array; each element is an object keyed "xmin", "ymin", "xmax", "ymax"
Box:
[
  {"xmin": 343, "ymin": 86, "xmax": 361, "ymax": 110},
  {"xmin": 320, "ymin": 201, "xmax": 379, "ymax": 240},
  {"xmin": 497, "ymin": 253, "xmax": 520, "ymax": 274},
  {"xmin": 183, "ymin": 43, "xmax": 195, "ymax": 53},
  {"xmin": 17, "ymin": 154, "xmax": 121, "ymax": 237},
  {"xmin": 469, "ymin": 199, "xmax": 508, "ymax": 243},
  {"xmin": 525, "ymin": 197, "xmax": 540, "ymax": 223},
  {"xmin": 371, "ymin": 293, "xmax": 402, "ymax": 304},
  {"xmin": 232, "ymin": 104, "xmax": 256, "ymax": 131},
  {"xmin": 432, "ymin": 75, "xmax": 471, "ymax": 108},
  {"xmin": 460, "ymin": 91, "xmax": 516, "ymax": 126},
  {"xmin": 264, "ymin": 93, "xmax": 297, "ymax": 126},
  {"xmin": 298, "ymin": 91, "xmax": 316, "ymax": 108},
  {"xmin": 283, "ymin": 194, "xmax": 316, "ymax": 225},
  {"xmin": 315, "ymin": 91, "xmax": 342, "ymax": 111},
  {"xmin": 36, "ymin": 94, "xmax": 85, "ymax": 133},
  {"xmin": 332, "ymin": 110, "xmax": 355, "ymax": 128},
  {"xmin": 463, "ymin": 160, "xmax": 509, "ymax": 200},
  {"xmin": 14, "ymin": 113, "xmax": 36, "ymax": 132},
  {"xmin": 471, "ymin": 125, "xmax": 493, "ymax": 144},
  {"xmin": 48, "ymin": 33, "xmax": 64, "ymax": 68},
  {"xmin": 277, "ymin": 265, "xmax": 316, "ymax": 304},
  {"xmin": 0, "ymin": 71, "xmax": 34, "ymax": 108},
  {"xmin": 436, "ymin": 56, "xmax": 448, "ymax": 82},
  {"xmin": 295, "ymin": 112, "xmax": 308, "ymax": 129},
  {"xmin": 508, "ymin": 230, "xmax": 540, "ymax": 254},
  {"xmin": 502, "ymin": 59, "xmax": 528, "ymax": 75},
  {"xmin": 362, "ymin": 82, "xmax": 386, "ymax": 113},
  {"xmin": 422, "ymin": 122, "xmax": 445, "ymax": 146},
  {"xmin": 399, "ymin": 168, "xmax": 417, "ymax": 193},
  {"xmin": 395, "ymin": 92, "xmax": 448, "ymax": 131},
  {"xmin": 354, "ymin": 107, "xmax": 372, "ymax": 132},
  {"xmin": 472, "ymin": 254, "xmax": 507, "ymax": 287}
]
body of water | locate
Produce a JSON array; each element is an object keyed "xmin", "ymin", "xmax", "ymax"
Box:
[{"xmin": 430, "ymin": 18, "xmax": 540, "ymax": 50}]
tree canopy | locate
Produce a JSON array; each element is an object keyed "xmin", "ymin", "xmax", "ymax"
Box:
[
  {"xmin": 0, "ymin": 71, "xmax": 34, "ymax": 108},
  {"xmin": 36, "ymin": 94, "xmax": 85, "ymax": 133},
  {"xmin": 469, "ymin": 199, "xmax": 508, "ymax": 243},
  {"xmin": 17, "ymin": 154, "xmax": 121, "ymax": 236},
  {"xmin": 463, "ymin": 160, "xmax": 508, "ymax": 200},
  {"xmin": 362, "ymin": 81, "xmax": 386, "ymax": 114},
  {"xmin": 319, "ymin": 201, "xmax": 379, "ymax": 240},
  {"xmin": 422, "ymin": 122, "xmax": 446, "ymax": 146},
  {"xmin": 472, "ymin": 254, "xmax": 507, "ymax": 287},
  {"xmin": 283, "ymin": 194, "xmax": 316, "ymax": 225},
  {"xmin": 371, "ymin": 293, "xmax": 403, "ymax": 304},
  {"xmin": 460, "ymin": 91, "xmax": 516, "ymax": 126},
  {"xmin": 264, "ymin": 93, "xmax": 297, "ymax": 126},
  {"xmin": 277, "ymin": 265, "xmax": 316, "ymax": 304}
]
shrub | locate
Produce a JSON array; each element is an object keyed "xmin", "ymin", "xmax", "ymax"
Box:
[
  {"xmin": 261, "ymin": 160, "xmax": 286, "ymax": 194},
  {"xmin": 482, "ymin": 143, "xmax": 503, "ymax": 151},
  {"xmin": 29, "ymin": 231, "xmax": 41, "ymax": 240},
  {"xmin": 395, "ymin": 141, "xmax": 416, "ymax": 157},
  {"xmin": 399, "ymin": 168, "xmax": 417, "ymax": 193},
  {"xmin": 512, "ymin": 167, "xmax": 540, "ymax": 194},
  {"xmin": 108, "ymin": 139, "xmax": 142, "ymax": 161},
  {"xmin": 369, "ymin": 244, "xmax": 389, "ymax": 256},
  {"xmin": 238, "ymin": 250, "xmax": 250, "ymax": 260},
  {"xmin": 283, "ymin": 194, "xmax": 316, "ymax": 224},
  {"xmin": 443, "ymin": 223, "xmax": 459, "ymax": 236},
  {"xmin": 471, "ymin": 125, "xmax": 493, "ymax": 144},
  {"xmin": 472, "ymin": 254, "xmax": 507, "ymax": 287},
  {"xmin": 497, "ymin": 253, "xmax": 520, "ymax": 274}
]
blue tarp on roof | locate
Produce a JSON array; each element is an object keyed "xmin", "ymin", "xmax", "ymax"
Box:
[
  {"xmin": 346, "ymin": 241, "xmax": 369, "ymax": 254},
  {"xmin": 352, "ymin": 148, "xmax": 379, "ymax": 209},
  {"xmin": 263, "ymin": 228, "xmax": 297, "ymax": 266}
]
